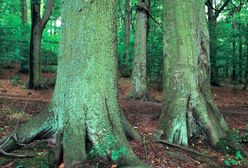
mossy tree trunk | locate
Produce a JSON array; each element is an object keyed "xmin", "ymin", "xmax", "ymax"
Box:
[
  {"xmin": 1, "ymin": 1, "xmax": 146, "ymax": 167},
  {"xmin": 28, "ymin": 0, "xmax": 53, "ymax": 89},
  {"xmin": 128, "ymin": 0, "xmax": 150, "ymax": 101},
  {"xmin": 159, "ymin": 0, "xmax": 229, "ymax": 147}
]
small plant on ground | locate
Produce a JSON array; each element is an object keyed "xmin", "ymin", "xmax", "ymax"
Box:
[
  {"xmin": 224, "ymin": 151, "xmax": 244, "ymax": 167},
  {"xmin": 10, "ymin": 75, "xmax": 21, "ymax": 86}
]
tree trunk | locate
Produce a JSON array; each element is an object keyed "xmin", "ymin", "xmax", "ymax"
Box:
[
  {"xmin": 208, "ymin": 19, "xmax": 219, "ymax": 85},
  {"xmin": 20, "ymin": 0, "xmax": 28, "ymax": 72},
  {"xmin": 1, "ymin": 1, "xmax": 147, "ymax": 167},
  {"xmin": 28, "ymin": 0, "xmax": 54, "ymax": 89},
  {"xmin": 160, "ymin": 0, "xmax": 229, "ymax": 147},
  {"xmin": 123, "ymin": 0, "xmax": 131, "ymax": 62},
  {"xmin": 206, "ymin": 0, "xmax": 231, "ymax": 85},
  {"xmin": 21, "ymin": 0, "xmax": 27, "ymax": 24},
  {"xmin": 119, "ymin": 0, "xmax": 132, "ymax": 77},
  {"xmin": 207, "ymin": 1, "xmax": 219, "ymax": 85},
  {"xmin": 128, "ymin": 0, "xmax": 150, "ymax": 101},
  {"xmin": 238, "ymin": 13, "xmax": 243, "ymax": 81}
]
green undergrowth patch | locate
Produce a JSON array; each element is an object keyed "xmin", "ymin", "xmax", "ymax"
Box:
[
  {"xmin": 9, "ymin": 75, "xmax": 21, "ymax": 86},
  {"xmin": 215, "ymin": 129, "xmax": 248, "ymax": 167},
  {"xmin": 0, "ymin": 108, "xmax": 31, "ymax": 128}
]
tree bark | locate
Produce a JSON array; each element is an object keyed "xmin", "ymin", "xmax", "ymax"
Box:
[
  {"xmin": 128, "ymin": 0, "xmax": 150, "ymax": 101},
  {"xmin": 28, "ymin": 0, "xmax": 54, "ymax": 89},
  {"xmin": 160, "ymin": 0, "xmax": 229, "ymax": 147}
]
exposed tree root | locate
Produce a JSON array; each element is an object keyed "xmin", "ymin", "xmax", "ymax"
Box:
[
  {"xmin": 155, "ymin": 139, "xmax": 209, "ymax": 158},
  {"xmin": 0, "ymin": 108, "xmax": 56, "ymax": 153},
  {"xmin": 153, "ymin": 132, "xmax": 222, "ymax": 167},
  {"xmin": 126, "ymin": 92, "xmax": 157, "ymax": 102},
  {"xmin": 0, "ymin": 147, "xmax": 32, "ymax": 158},
  {"xmin": 121, "ymin": 112, "xmax": 142, "ymax": 142}
]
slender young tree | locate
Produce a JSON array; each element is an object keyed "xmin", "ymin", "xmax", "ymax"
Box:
[
  {"xmin": 119, "ymin": 0, "xmax": 132, "ymax": 77},
  {"xmin": 28, "ymin": 0, "xmax": 54, "ymax": 89},
  {"xmin": 0, "ymin": 1, "xmax": 147, "ymax": 167},
  {"xmin": 159, "ymin": 0, "xmax": 229, "ymax": 147},
  {"xmin": 123, "ymin": 0, "xmax": 131, "ymax": 63},
  {"xmin": 206, "ymin": 0, "xmax": 231, "ymax": 85},
  {"xmin": 128, "ymin": 0, "xmax": 150, "ymax": 101},
  {"xmin": 20, "ymin": 0, "xmax": 28, "ymax": 72}
]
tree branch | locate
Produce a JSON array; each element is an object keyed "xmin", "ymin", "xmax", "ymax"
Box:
[
  {"xmin": 206, "ymin": 0, "xmax": 232, "ymax": 19},
  {"xmin": 214, "ymin": 0, "xmax": 231, "ymax": 19},
  {"xmin": 40, "ymin": 0, "xmax": 54, "ymax": 29}
]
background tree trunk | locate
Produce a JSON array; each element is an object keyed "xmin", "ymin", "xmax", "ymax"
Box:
[
  {"xmin": 123, "ymin": 0, "xmax": 131, "ymax": 63},
  {"xmin": 119, "ymin": 0, "xmax": 132, "ymax": 77},
  {"xmin": 128, "ymin": 0, "xmax": 150, "ymax": 101},
  {"xmin": 20, "ymin": 0, "xmax": 28, "ymax": 72},
  {"xmin": 206, "ymin": 0, "xmax": 231, "ymax": 85},
  {"xmin": 28, "ymin": 0, "xmax": 53, "ymax": 89},
  {"xmin": 160, "ymin": 0, "xmax": 229, "ymax": 147}
]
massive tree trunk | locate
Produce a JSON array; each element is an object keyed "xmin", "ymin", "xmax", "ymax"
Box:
[
  {"xmin": 159, "ymin": 0, "xmax": 229, "ymax": 147},
  {"xmin": 128, "ymin": 0, "xmax": 150, "ymax": 101},
  {"xmin": 1, "ymin": 1, "xmax": 146, "ymax": 167},
  {"xmin": 28, "ymin": 0, "xmax": 53, "ymax": 89}
]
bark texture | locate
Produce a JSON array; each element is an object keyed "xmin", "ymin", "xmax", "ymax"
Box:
[
  {"xmin": 128, "ymin": 0, "xmax": 150, "ymax": 101},
  {"xmin": 160, "ymin": 0, "xmax": 229, "ymax": 147}
]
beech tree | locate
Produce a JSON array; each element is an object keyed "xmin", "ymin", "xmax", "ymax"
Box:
[
  {"xmin": 206, "ymin": 0, "xmax": 231, "ymax": 85},
  {"xmin": 20, "ymin": 0, "xmax": 28, "ymax": 72},
  {"xmin": 28, "ymin": 0, "xmax": 54, "ymax": 89},
  {"xmin": 128, "ymin": 0, "xmax": 150, "ymax": 101},
  {"xmin": 0, "ymin": 1, "xmax": 146, "ymax": 167},
  {"xmin": 159, "ymin": 0, "xmax": 229, "ymax": 147},
  {"xmin": 123, "ymin": 0, "xmax": 131, "ymax": 63}
]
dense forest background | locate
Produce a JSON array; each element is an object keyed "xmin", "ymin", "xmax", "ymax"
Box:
[{"xmin": 1, "ymin": 0, "xmax": 247, "ymax": 89}]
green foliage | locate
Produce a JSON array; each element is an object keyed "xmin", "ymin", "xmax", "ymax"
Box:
[
  {"xmin": 214, "ymin": 0, "xmax": 248, "ymax": 84},
  {"xmin": 0, "ymin": 0, "xmax": 60, "ymax": 70},
  {"xmin": 215, "ymin": 128, "xmax": 248, "ymax": 158},
  {"xmin": 10, "ymin": 75, "xmax": 21, "ymax": 86},
  {"xmin": 224, "ymin": 151, "xmax": 244, "ymax": 167}
]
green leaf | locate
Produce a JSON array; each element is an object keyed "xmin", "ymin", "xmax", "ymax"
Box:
[
  {"xmin": 16, "ymin": 165, "xmax": 24, "ymax": 168},
  {"xmin": 235, "ymin": 151, "xmax": 243, "ymax": 160},
  {"xmin": 224, "ymin": 160, "xmax": 231, "ymax": 166},
  {"xmin": 230, "ymin": 159, "xmax": 237, "ymax": 165}
]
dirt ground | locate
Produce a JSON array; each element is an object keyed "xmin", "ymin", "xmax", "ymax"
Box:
[{"xmin": 0, "ymin": 69, "xmax": 247, "ymax": 168}]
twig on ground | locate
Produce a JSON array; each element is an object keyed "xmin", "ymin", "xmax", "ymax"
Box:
[
  {"xmin": 142, "ymin": 136, "xmax": 148, "ymax": 163},
  {"xmin": 154, "ymin": 139, "xmax": 209, "ymax": 158}
]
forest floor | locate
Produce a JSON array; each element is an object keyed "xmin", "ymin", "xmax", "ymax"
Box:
[{"xmin": 0, "ymin": 68, "xmax": 247, "ymax": 168}]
